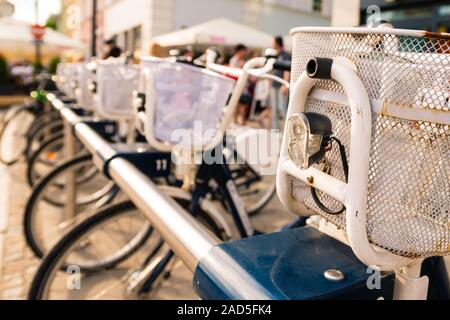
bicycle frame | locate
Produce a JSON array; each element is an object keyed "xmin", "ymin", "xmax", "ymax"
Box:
[{"xmin": 39, "ymin": 56, "xmax": 292, "ymax": 298}]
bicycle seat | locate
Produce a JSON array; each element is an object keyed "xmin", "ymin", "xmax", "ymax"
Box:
[{"xmin": 194, "ymin": 227, "xmax": 395, "ymax": 300}]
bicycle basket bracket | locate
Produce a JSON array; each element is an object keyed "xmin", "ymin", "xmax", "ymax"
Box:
[{"xmin": 280, "ymin": 27, "xmax": 450, "ymax": 261}]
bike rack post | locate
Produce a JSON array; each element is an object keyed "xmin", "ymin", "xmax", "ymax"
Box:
[
  {"xmin": 63, "ymin": 115, "xmax": 77, "ymax": 219},
  {"xmin": 73, "ymin": 121, "xmax": 220, "ymax": 271},
  {"xmin": 47, "ymin": 93, "xmax": 78, "ymax": 220},
  {"xmin": 72, "ymin": 121, "xmax": 276, "ymax": 299},
  {"xmin": 48, "ymin": 97, "xmax": 220, "ymax": 272},
  {"xmin": 48, "ymin": 94, "xmax": 279, "ymax": 299}
]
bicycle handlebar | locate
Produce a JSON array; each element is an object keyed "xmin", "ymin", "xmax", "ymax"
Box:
[
  {"xmin": 273, "ymin": 60, "xmax": 292, "ymax": 72},
  {"xmin": 206, "ymin": 57, "xmax": 288, "ymax": 83}
]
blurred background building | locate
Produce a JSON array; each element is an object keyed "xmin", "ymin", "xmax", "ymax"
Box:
[
  {"xmin": 360, "ymin": 0, "xmax": 450, "ymax": 33},
  {"xmin": 12, "ymin": 0, "xmax": 449, "ymax": 59},
  {"xmin": 69, "ymin": 0, "xmax": 333, "ymax": 58}
]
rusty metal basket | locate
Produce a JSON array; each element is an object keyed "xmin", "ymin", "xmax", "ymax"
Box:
[{"xmin": 286, "ymin": 27, "xmax": 449, "ymax": 259}]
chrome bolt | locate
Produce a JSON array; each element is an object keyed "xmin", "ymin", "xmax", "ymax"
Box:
[{"xmin": 324, "ymin": 269, "xmax": 345, "ymax": 282}]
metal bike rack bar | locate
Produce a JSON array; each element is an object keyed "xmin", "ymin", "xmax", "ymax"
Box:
[
  {"xmin": 48, "ymin": 94, "xmax": 220, "ymax": 272},
  {"xmin": 47, "ymin": 94, "xmax": 279, "ymax": 299},
  {"xmin": 107, "ymin": 158, "xmax": 219, "ymax": 272},
  {"xmin": 75, "ymin": 123, "xmax": 220, "ymax": 272}
]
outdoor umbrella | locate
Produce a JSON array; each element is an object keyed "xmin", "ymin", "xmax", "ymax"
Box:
[
  {"xmin": 0, "ymin": 17, "xmax": 86, "ymax": 63},
  {"xmin": 151, "ymin": 18, "xmax": 273, "ymax": 49}
]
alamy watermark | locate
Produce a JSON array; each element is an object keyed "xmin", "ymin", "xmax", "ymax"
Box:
[
  {"xmin": 366, "ymin": 266, "xmax": 382, "ymax": 290},
  {"xmin": 367, "ymin": 5, "xmax": 384, "ymax": 28},
  {"xmin": 66, "ymin": 265, "xmax": 81, "ymax": 290}
]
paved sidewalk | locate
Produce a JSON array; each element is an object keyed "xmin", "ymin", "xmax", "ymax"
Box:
[{"xmin": 0, "ymin": 162, "xmax": 38, "ymax": 299}]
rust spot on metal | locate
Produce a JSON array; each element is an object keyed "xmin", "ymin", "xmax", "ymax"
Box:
[
  {"xmin": 356, "ymin": 107, "xmax": 364, "ymax": 120},
  {"xmin": 423, "ymin": 31, "xmax": 450, "ymax": 40},
  {"xmin": 381, "ymin": 102, "xmax": 389, "ymax": 117}
]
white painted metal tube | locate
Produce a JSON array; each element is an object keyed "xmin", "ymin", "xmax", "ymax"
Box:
[
  {"xmin": 331, "ymin": 60, "xmax": 412, "ymax": 271},
  {"xmin": 277, "ymin": 73, "xmax": 318, "ymax": 215},
  {"xmin": 204, "ymin": 57, "xmax": 269, "ymax": 152},
  {"xmin": 290, "ymin": 26, "xmax": 428, "ymax": 37},
  {"xmin": 282, "ymin": 160, "xmax": 347, "ymax": 203},
  {"xmin": 277, "ymin": 60, "xmax": 413, "ymax": 271},
  {"xmin": 207, "ymin": 63, "xmax": 243, "ymax": 78}
]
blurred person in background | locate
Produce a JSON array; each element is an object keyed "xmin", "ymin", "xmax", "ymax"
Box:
[
  {"xmin": 103, "ymin": 39, "xmax": 122, "ymax": 59},
  {"xmin": 229, "ymin": 44, "xmax": 247, "ymax": 68},
  {"xmin": 230, "ymin": 44, "xmax": 252, "ymax": 125},
  {"xmin": 10, "ymin": 60, "xmax": 33, "ymax": 93},
  {"xmin": 173, "ymin": 45, "xmax": 196, "ymax": 64},
  {"xmin": 270, "ymin": 36, "xmax": 290, "ymax": 128},
  {"xmin": 183, "ymin": 45, "xmax": 195, "ymax": 61}
]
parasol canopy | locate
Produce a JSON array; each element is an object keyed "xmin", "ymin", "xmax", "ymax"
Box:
[
  {"xmin": 0, "ymin": 17, "xmax": 86, "ymax": 63},
  {"xmin": 152, "ymin": 18, "xmax": 273, "ymax": 49}
]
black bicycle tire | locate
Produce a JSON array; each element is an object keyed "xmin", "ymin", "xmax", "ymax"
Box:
[
  {"xmin": 24, "ymin": 153, "xmax": 94, "ymax": 258},
  {"xmin": 24, "ymin": 119, "xmax": 64, "ymax": 162},
  {"xmin": 26, "ymin": 132, "xmax": 64, "ymax": 187},
  {"xmin": 26, "ymin": 110, "xmax": 61, "ymax": 142},
  {"xmin": 230, "ymin": 161, "xmax": 277, "ymax": 217},
  {"xmin": 28, "ymin": 201, "xmax": 151, "ymax": 300},
  {"xmin": 246, "ymin": 182, "xmax": 276, "ymax": 216},
  {"xmin": 0, "ymin": 105, "xmax": 34, "ymax": 165},
  {"xmin": 28, "ymin": 144, "xmax": 112, "ymax": 207},
  {"xmin": 29, "ymin": 199, "xmax": 227, "ymax": 300}
]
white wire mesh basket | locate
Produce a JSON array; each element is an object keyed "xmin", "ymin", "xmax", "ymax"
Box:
[
  {"xmin": 288, "ymin": 27, "xmax": 450, "ymax": 259},
  {"xmin": 75, "ymin": 63, "xmax": 95, "ymax": 111},
  {"xmin": 140, "ymin": 58, "xmax": 235, "ymax": 149},
  {"xmin": 56, "ymin": 63, "xmax": 78, "ymax": 98},
  {"xmin": 95, "ymin": 60, "xmax": 140, "ymax": 120}
]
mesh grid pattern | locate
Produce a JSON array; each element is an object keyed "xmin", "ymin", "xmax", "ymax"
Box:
[
  {"xmin": 75, "ymin": 63, "xmax": 94, "ymax": 109},
  {"xmin": 289, "ymin": 30, "xmax": 450, "ymax": 258},
  {"xmin": 141, "ymin": 59, "xmax": 235, "ymax": 146},
  {"xmin": 96, "ymin": 63, "xmax": 140, "ymax": 119},
  {"xmin": 56, "ymin": 63, "xmax": 78, "ymax": 98}
]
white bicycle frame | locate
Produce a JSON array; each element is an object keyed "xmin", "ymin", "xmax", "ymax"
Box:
[
  {"xmin": 131, "ymin": 56, "xmax": 289, "ymax": 240},
  {"xmin": 136, "ymin": 56, "xmax": 288, "ymax": 153},
  {"xmin": 277, "ymin": 52, "xmax": 438, "ymax": 299}
]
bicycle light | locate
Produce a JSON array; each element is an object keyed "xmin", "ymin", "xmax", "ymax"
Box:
[
  {"xmin": 287, "ymin": 112, "xmax": 332, "ymax": 169},
  {"xmin": 70, "ymin": 79, "xmax": 78, "ymax": 90},
  {"xmin": 87, "ymin": 79, "xmax": 97, "ymax": 94}
]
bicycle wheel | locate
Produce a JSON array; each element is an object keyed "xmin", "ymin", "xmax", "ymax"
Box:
[
  {"xmin": 24, "ymin": 154, "xmax": 117, "ymax": 258},
  {"xmin": 26, "ymin": 110, "xmax": 61, "ymax": 140},
  {"xmin": 228, "ymin": 159, "xmax": 277, "ymax": 216},
  {"xmin": 29, "ymin": 190, "xmax": 226, "ymax": 300},
  {"xmin": 25, "ymin": 119, "xmax": 64, "ymax": 162},
  {"xmin": 26, "ymin": 133, "xmax": 65, "ymax": 187},
  {"xmin": 0, "ymin": 105, "xmax": 35, "ymax": 165}
]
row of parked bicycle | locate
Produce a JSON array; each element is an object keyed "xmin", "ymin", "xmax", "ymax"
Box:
[{"xmin": 0, "ymin": 26, "xmax": 449, "ymax": 300}]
